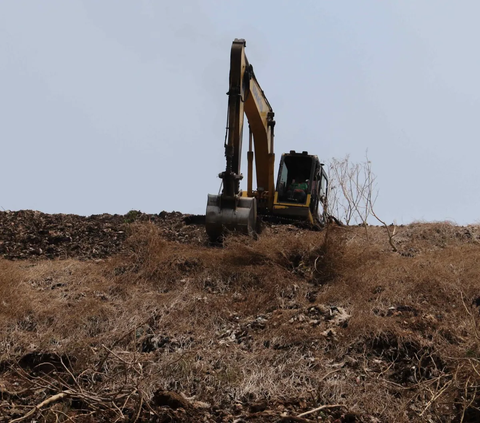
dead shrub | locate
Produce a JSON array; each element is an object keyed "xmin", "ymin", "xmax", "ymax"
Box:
[{"xmin": 3, "ymin": 221, "xmax": 480, "ymax": 422}]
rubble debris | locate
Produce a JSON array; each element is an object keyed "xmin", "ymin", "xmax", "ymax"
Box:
[{"xmin": 0, "ymin": 210, "xmax": 207, "ymax": 260}]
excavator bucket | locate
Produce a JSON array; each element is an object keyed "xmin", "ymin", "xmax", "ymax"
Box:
[{"xmin": 205, "ymin": 194, "xmax": 257, "ymax": 241}]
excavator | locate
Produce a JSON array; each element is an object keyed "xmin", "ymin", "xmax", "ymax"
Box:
[{"xmin": 206, "ymin": 39, "xmax": 328, "ymax": 240}]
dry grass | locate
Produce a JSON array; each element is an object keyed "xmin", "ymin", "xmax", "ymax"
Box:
[{"xmin": 1, "ymin": 221, "xmax": 480, "ymax": 422}]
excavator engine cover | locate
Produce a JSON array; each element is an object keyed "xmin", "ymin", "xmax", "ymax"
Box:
[{"xmin": 206, "ymin": 194, "xmax": 257, "ymax": 240}]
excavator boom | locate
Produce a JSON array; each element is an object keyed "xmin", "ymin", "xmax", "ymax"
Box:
[{"xmin": 206, "ymin": 39, "xmax": 275, "ymax": 240}]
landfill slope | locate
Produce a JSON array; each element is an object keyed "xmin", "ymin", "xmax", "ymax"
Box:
[{"xmin": 1, "ymin": 211, "xmax": 480, "ymax": 422}]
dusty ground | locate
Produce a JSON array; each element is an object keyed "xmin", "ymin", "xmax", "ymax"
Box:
[{"xmin": 1, "ymin": 211, "xmax": 480, "ymax": 422}]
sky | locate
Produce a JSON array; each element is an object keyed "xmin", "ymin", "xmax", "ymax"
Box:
[{"xmin": 1, "ymin": 1, "xmax": 479, "ymax": 225}]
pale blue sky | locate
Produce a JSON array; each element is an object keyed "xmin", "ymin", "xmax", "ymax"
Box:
[{"xmin": 1, "ymin": 1, "xmax": 479, "ymax": 224}]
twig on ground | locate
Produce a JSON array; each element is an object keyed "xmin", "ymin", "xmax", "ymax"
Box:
[
  {"xmin": 297, "ymin": 403, "xmax": 346, "ymax": 417},
  {"xmin": 133, "ymin": 393, "xmax": 144, "ymax": 423},
  {"xmin": 10, "ymin": 390, "xmax": 73, "ymax": 423},
  {"xmin": 101, "ymin": 344, "xmax": 142, "ymax": 376},
  {"xmin": 419, "ymin": 380, "xmax": 451, "ymax": 417},
  {"xmin": 460, "ymin": 378, "xmax": 478, "ymax": 423},
  {"xmin": 97, "ymin": 312, "xmax": 160, "ymax": 372},
  {"xmin": 319, "ymin": 368, "xmax": 342, "ymax": 381}
]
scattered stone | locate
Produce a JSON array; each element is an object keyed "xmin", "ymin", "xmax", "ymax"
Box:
[
  {"xmin": 152, "ymin": 390, "xmax": 191, "ymax": 410},
  {"xmin": 249, "ymin": 399, "xmax": 268, "ymax": 413}
]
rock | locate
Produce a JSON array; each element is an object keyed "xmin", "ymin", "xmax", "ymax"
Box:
[
  {"xmin": 191, "ymin": 400, "xmax": 211, "ymax": 409},
  {"xmin": 152, "ymin": 390, "xmax": 191, "ymax": 410},
  {"xmin": 329, "ymin": 306, "xmax": 351, "ymax": 327},
  {"xmin": 249, "ymin": 400, "xmax": 268, "ymax": 413}
]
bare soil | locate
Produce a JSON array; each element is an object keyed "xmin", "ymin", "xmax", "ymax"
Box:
[{"xmin": 1, "ymin": 211, "xmax": 480, "ymax": 422}]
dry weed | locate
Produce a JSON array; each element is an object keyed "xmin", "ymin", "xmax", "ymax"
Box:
[{"xmin": 2, "ymin": 221, "xmax": 480, "ymax": 422}]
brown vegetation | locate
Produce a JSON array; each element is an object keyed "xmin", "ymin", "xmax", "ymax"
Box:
[{"xmin": 1, "ymin": 213, "xmax": 480, "ymax": 422}]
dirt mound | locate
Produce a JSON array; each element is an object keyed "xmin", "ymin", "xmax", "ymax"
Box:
[
  {"xmin": 1, "ymin": 216, "xmax": 480, "ymax": 422},
  {"xmin": 0, "ymin": 210, "xmax": 207, "ymax": 260}
]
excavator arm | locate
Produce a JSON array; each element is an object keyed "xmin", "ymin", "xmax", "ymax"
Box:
[
  {"xmin": 221, "ymin": 39, "xmax": 276, "ymax": 202},
  {"xmin": 206, "ymin": 39, "xmax": 276, "ymax": 240}
]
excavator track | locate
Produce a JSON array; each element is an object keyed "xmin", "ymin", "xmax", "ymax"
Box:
[{"xmin": 259, "ymin": 214, "xmax": 325, "ymax": 231}]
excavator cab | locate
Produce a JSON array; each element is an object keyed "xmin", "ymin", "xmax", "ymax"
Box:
[{"xmin": 273, "ymin": 151, "xmax": 328, "ymax": 225}]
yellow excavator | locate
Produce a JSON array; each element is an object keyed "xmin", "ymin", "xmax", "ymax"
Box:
[{"xmin": 206, "ymin": 39, "xmax": 328, "ymax": 240}]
